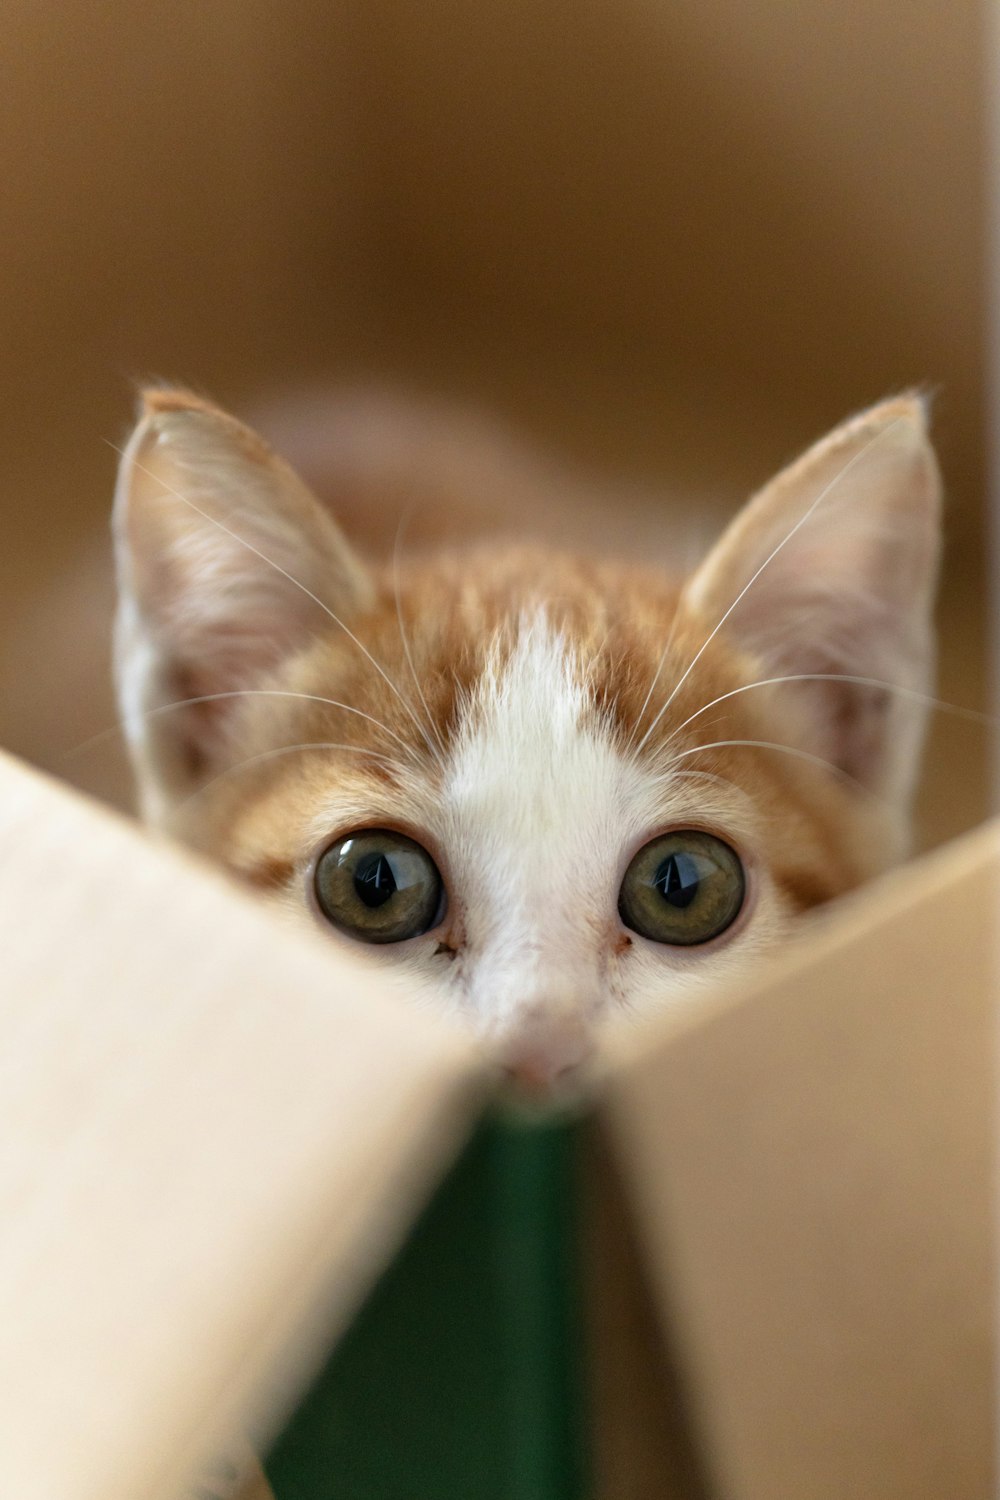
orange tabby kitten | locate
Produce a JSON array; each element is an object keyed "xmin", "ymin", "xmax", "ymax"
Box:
[{"xmin": 112, "ymin": 389, "xmax": 940, "ymax": 1084}]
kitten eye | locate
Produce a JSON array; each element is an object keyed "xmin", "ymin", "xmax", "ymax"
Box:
[
  {"xmin": 618, "ymin": 830, "xmax": 745, "ymax": 946},
  {"xmin": 314, "ymin": 830, "xmax": 445, "ymax": 945}
]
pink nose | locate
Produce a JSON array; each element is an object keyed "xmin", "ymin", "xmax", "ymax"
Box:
[{"xmin": 501, "ymin": 1016, "xmax": 593, "ymax": 1093}]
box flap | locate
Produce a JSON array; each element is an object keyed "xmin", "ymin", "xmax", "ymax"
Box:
[
  {"xmin": 0, "ymin": 753, "xmax": 486, "ymax": 1500},
  {"xmin": 602, "ymin": 819, "xmax": 998, "ymax": 1499}
]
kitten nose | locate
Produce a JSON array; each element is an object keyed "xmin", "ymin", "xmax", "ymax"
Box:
[{"xmin": 501, "ymin": 1013, "xmax": 594, "ymax": 1094}]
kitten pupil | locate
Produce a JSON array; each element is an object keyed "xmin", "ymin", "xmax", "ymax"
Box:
[{"xmin": 113, "ymin": 389, "xmax": 941, "ymax": 1086}]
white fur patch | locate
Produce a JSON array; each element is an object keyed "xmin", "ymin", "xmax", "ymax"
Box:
[
  {"xmin": 439, "ymin": 615, "xmax": 630, "ymax": 1036},
  {"xmin": 418, "ymin": 614, "xmax": 780, "ymax": 1042},
  {"xmin": 301, "ymin": 614, "xmax": 792, "ymax": 1066}
]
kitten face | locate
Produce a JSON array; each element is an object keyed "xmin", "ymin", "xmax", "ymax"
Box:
[{"xmin": 113, "ymin": 391, "xmax": 941, "ymax": 1082}]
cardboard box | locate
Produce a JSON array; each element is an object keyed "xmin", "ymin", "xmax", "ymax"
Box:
[
  {"xmin": 0, "ymin": 0, "xmax": 990, "ymax": 852},
  {"xmin": 0, "ymin": 750, "xmax": 993, "ymax": 1500},
  {"xmin": 0, "ymin": 6, "xmax": 992, "ymax": 1496}
]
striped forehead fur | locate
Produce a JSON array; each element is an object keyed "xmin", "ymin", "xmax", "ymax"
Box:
[{"xmin": 114, "ymin": 391, "xmax": 942, "ymax": 1063}]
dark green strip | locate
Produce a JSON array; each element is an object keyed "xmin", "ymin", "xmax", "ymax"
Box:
[
  {"xmin": 264, "ymin": 1110, "xmax": 589, "ymax": 1500},
  {"xmin": 490, "ymin": 1112, "xmax": 587, "ymax": 1499}
]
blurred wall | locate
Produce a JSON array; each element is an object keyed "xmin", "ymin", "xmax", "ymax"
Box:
[{"xmin": 0, "ymin": 0, "xmax": 990, "ymax": 845}]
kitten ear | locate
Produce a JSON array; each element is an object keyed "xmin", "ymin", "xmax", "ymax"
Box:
[
  {"xmin": 113, "ymin": 389, "xmax": 374, "ymax": 816},
  {"xmin": 681, "ymin": 396, "xmax": 941, "ymax": 817}
]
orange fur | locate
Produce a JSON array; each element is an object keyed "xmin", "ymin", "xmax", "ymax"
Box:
[
  {"xmin": 112, "ymin": 388, "xmax": 941, "ymax": 1069},
  {"xmin": 177, "ymin": 545, "xmax": 872, "ymax": 902}
]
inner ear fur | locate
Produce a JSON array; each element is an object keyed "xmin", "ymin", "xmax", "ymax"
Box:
[
  {"xmin": 681, "ymin": 395, "xmax": 942, "ymax": 815},
  {"xmin": 113, "ymin": 388, "xmax": 374, "ymax": 817}
]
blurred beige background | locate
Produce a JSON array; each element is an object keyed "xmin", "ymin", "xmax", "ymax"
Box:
[{"xmin": 0, "ymin": 0, "xmax": 992, "ymax": 847}]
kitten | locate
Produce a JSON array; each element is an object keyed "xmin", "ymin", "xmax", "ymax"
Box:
[{"xmin": 113, "ymin": 389, "xmax": 940, "ymax": 1085}]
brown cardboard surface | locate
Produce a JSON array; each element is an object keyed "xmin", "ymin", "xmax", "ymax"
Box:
[
  {"xmin": 0, "ymin": 746, "xmax": 994, "ymax": 1498},
  {"xmin": 0, "ymin": 1, "xmax": 989, "ymax": 846},
  {"xmin": 0, "ymin": 752, "xmax": 485, "ymax": 1500},
  {"xmin": 604, "ymin": 819, "xmax": 998, "ymax": 1500},
  {"xmin": 584, "ymin": 1124, "xmax": 712, "ymax": 1500}
]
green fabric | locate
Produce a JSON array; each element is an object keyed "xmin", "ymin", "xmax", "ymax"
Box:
[{"xmin": 264, "ymin": 1110, "xmax": 589, "ymax": 1500}]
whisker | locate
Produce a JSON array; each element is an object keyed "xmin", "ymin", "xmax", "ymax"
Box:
[
  {"xmin": 626, "ymin": 599, "xmax": 685, "ymax": 754},
  {"xmin": 659, "ymin": 672, "xmax": 998, "ymax": 751},
  {"xmin": 584, "ymin": 623, "xmax": 617, "ymax": 701},
  {"xmin": 393, "ymin": 507, "xmax": 447, "ymax": 757},
  {"xmin": 658, "ymin": 737, "xmax": 885, "ymax": 804},
  {"xmin": 656, "ymin": 767, "xmax": 754, "ymax": 803},
  {"xmin": 108, "ymin": 441, "xmax": 445, "ymax": 769},
  {"xmin": 632, "ymin": 416, "xmax": 906, "ymax": 757},
  {"xmin": 172, "ymin": 740, "xmax": 398, "ymax": 818},
  {"xmin": 587, "ymin": 623, "xmax": 615, "ymax": 664},
  {"xmin": 65, "ymin": 689, "xmax": 421, "ymax": 764}
]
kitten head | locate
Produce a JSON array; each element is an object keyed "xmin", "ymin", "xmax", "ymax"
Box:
[{"xmin": 113, "ymin": 389, "xmax": 941, "ymax": 1083}]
